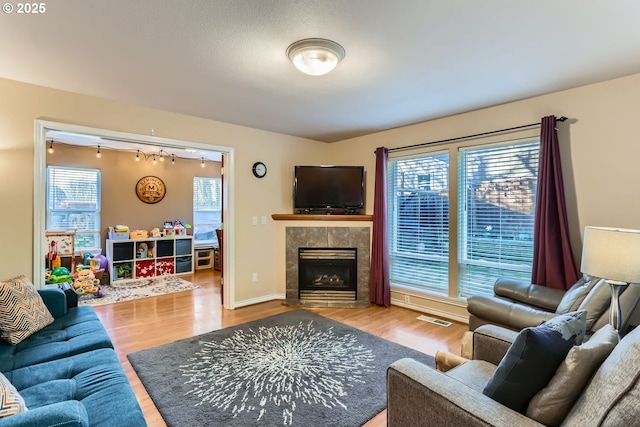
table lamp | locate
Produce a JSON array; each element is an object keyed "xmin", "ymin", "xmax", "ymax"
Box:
[{"xmin": 581, "ymin": 226, "xmax": 640, "ymax": 332}]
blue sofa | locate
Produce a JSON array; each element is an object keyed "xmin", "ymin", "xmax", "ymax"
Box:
[{"xmin": 0, "ymin": 288, "xmax": 146, "ymax": 427}]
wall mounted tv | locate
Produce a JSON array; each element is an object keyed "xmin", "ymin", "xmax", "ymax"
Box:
[{"xmin": 294, "ymin": 165, "xmax": 365, "ymax": 214}]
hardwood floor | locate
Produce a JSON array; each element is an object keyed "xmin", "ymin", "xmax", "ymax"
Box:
[{"xmin": 93, "ymin": 270, "xmax": 468, "ymax": 427}]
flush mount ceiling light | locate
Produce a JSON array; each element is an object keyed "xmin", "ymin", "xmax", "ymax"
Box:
[{"xmin": 286, "ymin": 38, "xmax": 345, "ymax": 76}]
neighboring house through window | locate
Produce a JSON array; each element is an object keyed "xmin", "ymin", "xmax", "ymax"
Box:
[
  {"xmin": 388, "ymin": 139, "xmax": 539, "ymax": 298},
  {"xmin": 46, "ymin": 166, "xmax": 101, "ymax": 252},
  {"xmin": 193, "ymin": 177, "xmax": 222, "ymax": 248}
]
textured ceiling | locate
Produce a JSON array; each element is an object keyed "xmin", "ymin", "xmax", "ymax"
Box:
[{"xmin": 2, "ymin": 1, "xmax": 640, "ymax": 142}]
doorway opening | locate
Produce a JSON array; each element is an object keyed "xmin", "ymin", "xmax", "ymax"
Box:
[{"xmin": 34, "ymin": 120, "xmax": 235, "ymax": 308}]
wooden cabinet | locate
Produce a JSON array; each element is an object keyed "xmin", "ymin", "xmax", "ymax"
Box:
[{"xmin": 106, "ymin": 236, "xmax": 193, "ymax": 283}]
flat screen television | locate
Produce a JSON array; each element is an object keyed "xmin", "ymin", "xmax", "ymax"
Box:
[{"xmin": 294, "ymin": 165, "xmax": 365, "ymax": 214}]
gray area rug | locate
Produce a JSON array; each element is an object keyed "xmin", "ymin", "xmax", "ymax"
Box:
[{"xmin": 128, "ymin": 309, "xmax": 435, "ymax": 426}]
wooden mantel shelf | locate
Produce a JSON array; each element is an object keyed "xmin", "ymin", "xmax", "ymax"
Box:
[{"xmin": 272, "ymin": 214, "xmax": 373, "ymax": 221}]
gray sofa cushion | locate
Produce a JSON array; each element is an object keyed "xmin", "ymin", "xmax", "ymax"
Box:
[
  {"xmin": 526, "ymin": 324, "xmax": 618, "ymax": 426},
  {"xmin": 562, "ymin": 324, "xmax": 640, "ymax": 427},
  {"xmin": 555, "ymin": 276, "xmax": 599, "ymax": 314},
  {"xmin": 445, "ymin": 360, "xmax": 496, "ymax": 392},
  {"xmin": 575, "ymin": 278, "xmax": 610, "ymax": 330},
  {"xmin": 482, "ymin": 311, "xmax": 586, "ymax": 413}
]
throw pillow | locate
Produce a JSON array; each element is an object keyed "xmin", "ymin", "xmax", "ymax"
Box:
[
  {"xmin": 526, "ymin": 324, "xmax": 619, "ymax": 427},
  {"xmin": 482, "ymin": 310, "xmax": 586, "ymax": 413},
  {"xmin": 0, "ymin": 373, "xmax": 27, "ymax": 418},
  {"xmin": 0, "ymin": 276, "xmax": 54, "ymax": 345}
]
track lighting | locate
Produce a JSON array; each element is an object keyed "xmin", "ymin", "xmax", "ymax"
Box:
[
  {"xmin": 152, "ymin": 154, "xmax": 157, "ymax": 165},
  {"xmin": 171, "ymin": 155, "xmax": 175, "ymax": 165},
  {"xmin": 201, "ymin": 157, "xmax": 205, "ymax": 168},
  {"xmin": 96, "ymin": 145, "xmax": 101, "ymax": 158},
  {"xmin": 135, "ymin": 150, "xmax": 140, "ymax": 161},
  {"xmin": 47, "ymin": 140, "xmax": 54, "ymax": 154},
  {"xmin": 159, "ymin": 150, "xmax": 164, "ymax": 162}
]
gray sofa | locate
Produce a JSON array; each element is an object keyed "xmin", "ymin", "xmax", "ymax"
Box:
[
  {"xmin": 466, "ymin": 276, "xmax": 640, "ymax": 334},
  {"xmin": 387, "ymin": 323, "xmax": 640, "ymax": 427}
]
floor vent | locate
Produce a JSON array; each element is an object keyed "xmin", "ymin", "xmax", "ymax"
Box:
[{"xmin": 417, "ymin": 315, "xmax": 452, "ymax": 327}]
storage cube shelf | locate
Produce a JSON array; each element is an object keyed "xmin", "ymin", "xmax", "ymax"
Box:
[
  {"xmin": 195, "ymin": 248, "xmax": 214, "ymax": 270},
  {"xmin": 106, "ymin": 236, "xmax": 193, "ymax": 283}
]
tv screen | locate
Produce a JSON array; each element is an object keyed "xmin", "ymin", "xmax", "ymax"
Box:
[{"xmin": 294, "ymin": 166, "xmax": 364, "ymax": 213}]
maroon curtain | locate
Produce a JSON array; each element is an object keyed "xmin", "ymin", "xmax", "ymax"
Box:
[
  {"xmin": 531, "ymin": 115, "xmax": 579, "ymax": 289},
  {"xmin": 369, "ymin": 147, "xmax": 390, "ymax": 306}
]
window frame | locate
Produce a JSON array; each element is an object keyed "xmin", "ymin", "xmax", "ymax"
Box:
[
  {"xmin": 457, "ymin": 140, "xmax": 540, "ymax": 298},
  {"xmin": 388, "ymin": 150, "xmax": 450, "ymax": 296},
  {"xmin": 46, "ymin": 165, "xmax": 102, "ymax": 253},
  {"xmin": 192, "ymin": 176, "xmax": 222, "ymax": 248},
  {"xmin": 387, "ymin": 138, "xmax": 540, "ymax": 300}
]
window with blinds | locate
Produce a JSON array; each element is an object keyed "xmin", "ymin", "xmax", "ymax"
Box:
[
  {"xmin": 388, "ymin": 152, "xmax": 449, "ymax": 294},
  {"xmin": 193, "ymin": 177, "xmax": 222, "ymax": 247},
  {"xmin": 46, "ymin": 166, "xmax": 101, "ymax": 251},
  {"xmin": 458, "ymin": 141, "xmax": 539, "ymax": 297}
]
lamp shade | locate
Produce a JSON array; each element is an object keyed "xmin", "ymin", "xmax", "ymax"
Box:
[
  {"xmin": 581, "ymin": 226, "xmax": 640, "ymax": 284},
  {"xmin": 286, "ymin": 38, "xmax": 345, "ymax": 76}
]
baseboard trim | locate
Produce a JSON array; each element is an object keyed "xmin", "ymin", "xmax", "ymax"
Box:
[
  {"xmin": 391, "ymin": 298, "xmax": 469, "ymax": 324},
  {"xmin": 233, "ymin": 293, "xmax": 285, "ymax": 309}
]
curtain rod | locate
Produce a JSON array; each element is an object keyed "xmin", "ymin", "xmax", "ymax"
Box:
[{"xmin": 382, "ymin": 116, "xmax": 567, "ymax": 154}]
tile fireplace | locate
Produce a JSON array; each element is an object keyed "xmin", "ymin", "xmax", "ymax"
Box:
[{"xmin": 285, "ymin": 226, "xmax": 370, "ymax": 307}]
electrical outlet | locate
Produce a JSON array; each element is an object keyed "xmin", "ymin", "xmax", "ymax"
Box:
[
  {"xmin": 404, "ymin": 295, "xmax": 410, "ymax": 304},
  {"xmin": 252, "ymin": 216, "xmax": 258, "ymax": 226},
  {"xmin": 252, "ymin": 273, "xmax": 258, "ymax": 282},
  {"xmin": 261, "ymin": 216, "xmax": 267, "ymax": 225}
]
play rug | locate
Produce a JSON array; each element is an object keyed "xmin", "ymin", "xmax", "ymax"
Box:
[{"xmin": 77, "ymin": 276, "xmax": 200, "ymax": 307}]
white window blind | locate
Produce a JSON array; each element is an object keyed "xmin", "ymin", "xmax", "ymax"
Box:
[
  {"xmin": 46, "ymin": 166, "xmax": 101, "ymax": 251},
  {"xmin": 458, "ymin": 141, "xmax": 539, "ymax": 297},
  {"xmin": 193, "ymin": 177, "xmax": 222, "ymax": 247},
  {"xmin": 388, "ymin": 152, "xmax": 449, "ymax": 294}
]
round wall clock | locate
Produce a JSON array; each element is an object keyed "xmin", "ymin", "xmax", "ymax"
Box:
[
  {"xmin": 135, "ymin": 175, "xmax": 166, "ymax": 204},
  {"xmin": 252, "ymin": 161, "xmax": 267, "ymax": 178}
]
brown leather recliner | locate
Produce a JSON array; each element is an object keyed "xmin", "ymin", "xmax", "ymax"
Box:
[{"xmin": 466, "ymin": 275, "xmax": 640, "ymax": 334}]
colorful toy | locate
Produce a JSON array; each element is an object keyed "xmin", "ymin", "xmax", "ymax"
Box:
[
  {"xmin": 46, "ymin": 266, "xmax": 73, "ymax": 284},
  {"xmin": 47, "ymin": 241, "xmax": 61, "ymax": 269},
  {"xmin": 73, "ymin": 269, "xmax": 103, "ymax": 297},
  {"xmin": 137, "ymin": 243, "xmax": 148, "ymax": 259},
  {"xmin": 93, "ymin": 254, "xmax": 108, "ymax": 271}
]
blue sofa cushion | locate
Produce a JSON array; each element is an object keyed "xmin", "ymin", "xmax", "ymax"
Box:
[
  {"xmin": 0, "ymin": 307, "xmax": 113, "ymax": 372},
  {"xmin": 38, "ymin": 288, "xmax": 68, "ymax": 319},
  {"xmin": 0, "ymin": 400, "xmax": 88, "ymax": 427},
  {"xmin": 5, "ymin": 349, "xmax": 146, "ymax": 427}
]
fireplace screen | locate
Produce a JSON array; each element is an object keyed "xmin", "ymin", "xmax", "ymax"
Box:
[{"xmin": 298, "ymin": 248, "xmax": 357, "ymax": 295}]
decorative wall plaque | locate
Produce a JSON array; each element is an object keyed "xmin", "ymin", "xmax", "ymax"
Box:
[{"xmin": 135, "ymin": 175, "xmax": 166, "ymax": 204}]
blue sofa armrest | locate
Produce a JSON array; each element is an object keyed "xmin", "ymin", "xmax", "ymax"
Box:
[
  {"xmin": 38, "ymin": 288, "xmax": 68, "ymax": 319},
  {"xmin": 0, "ymin": 400, "xmax": 88, "ymax": 427}
]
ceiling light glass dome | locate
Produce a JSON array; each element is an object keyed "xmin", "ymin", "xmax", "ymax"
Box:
[{"xmin": 286, "ymin": 38, "xmax": 345, "ymax": 76}]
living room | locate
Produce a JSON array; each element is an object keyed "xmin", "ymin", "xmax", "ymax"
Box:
[{"xmin": 2, "ymin": 2, "xmax": 640, "ymax": 426}]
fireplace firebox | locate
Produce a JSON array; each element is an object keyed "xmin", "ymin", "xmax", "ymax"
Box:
[{"xmin": 298, "ymin": 248, "xmax": 357, "ymax": 301}]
